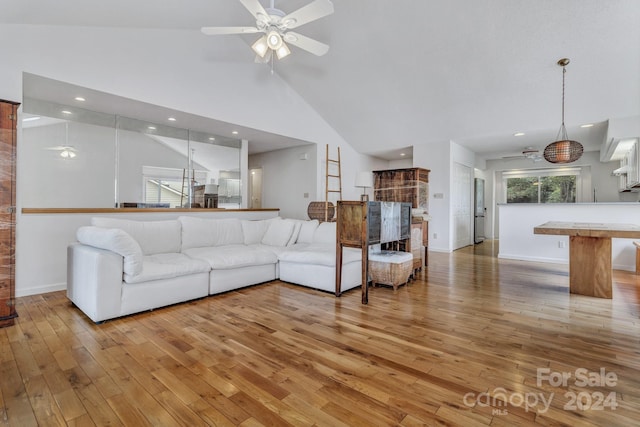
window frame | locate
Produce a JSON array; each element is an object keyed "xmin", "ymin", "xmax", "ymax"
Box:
[{"xmin": 503, "ymin": 167, "xmax": 582, "ymax": 204}]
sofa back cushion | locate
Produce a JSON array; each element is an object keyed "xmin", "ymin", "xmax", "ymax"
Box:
[
  {"xmin": 241, "ymin": 218, "xmax": 273, "ymax": 245},
  {"xmin": 77, "ymin": 226, "xmax": 143, "ymax": 276},
  {"xmin": 297, "ymin": 220, "xmax": 319, "ymax": 244},
  {"xmin": 286, "ymin": 220, "xmax": 303, "ymax": 246},
  {"xmin": 312, "ymin": 221, "xmax": 336, "ymax": 244},
  {"xmin": 179, "ymin": 216, "xmax": 244, "ymax": 250},
  {"xmin": 261, "ymin": 218, "xmax": 296, "ymax": 247},
  {"xmin": 91, "ymin": 217, "xmax": 181, "ymax": 255}
]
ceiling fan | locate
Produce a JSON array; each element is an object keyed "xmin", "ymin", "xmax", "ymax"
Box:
[
  {"xmin": 201, "ymin": 0, "xmax": 334, "ymax": 61},
  {"xmin": 44, "ymin": 145, "xmax": 77, "ymax": 158},
  {"xmin": 502, "ymin": 147, "xmax": 542, "ymax": 162}
]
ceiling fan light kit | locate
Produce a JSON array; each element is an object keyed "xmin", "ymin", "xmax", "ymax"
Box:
[
  {"xmin": 251, "ymin": 35, "xmax": 269, "ymax": 57},
  {"xmin": 543, "ymin": 58, "xmax": 584, "ymax": 164},
  {"xmin": 202, "ymin": 0, "xmax": 333, "ymax": 62}
]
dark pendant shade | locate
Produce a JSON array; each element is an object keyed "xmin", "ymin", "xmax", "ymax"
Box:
[
  {"xmin": 544, "ymin": 58, "xmax": 583, "ymax": 164},
  {"xmin": 543, "ymin": 139, "xmax": 583, "ymax": 163}
]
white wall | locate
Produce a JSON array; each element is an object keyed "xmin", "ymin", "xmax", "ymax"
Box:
[
  {"xmin": 249, "ymin": 144, "xmax": 317, "ymax": 219},
  {"xmin": 498, "ymin": 203, "xmax": 640, "ymax": 271},
  {"xmin": 414, "ymin": 141, "xmax": 451, "ymax": 252},
  {"xmin": 249, "ymin": 143, "xmax": 390, "ymax": 219},
  {"xmin": 317, "ymin": 143, "xmax": 389, "ymax": 206},
  {"xmin": 388, "ymin": 158, "xmax": 413, "ymax": 169}
]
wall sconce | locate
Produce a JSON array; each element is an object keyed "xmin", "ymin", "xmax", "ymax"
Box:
[{"xmin": 355, "ymin": 171, "xmax": 373, "ymax": 201}]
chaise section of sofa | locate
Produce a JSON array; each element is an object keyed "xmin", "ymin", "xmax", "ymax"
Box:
[
  {"xmin": 278, "ymin": 222, "xmax": 362, "ymax": 293},
  {"xmin": 68, "ymin": 219, "xmax": 210, "ymax": 323}
]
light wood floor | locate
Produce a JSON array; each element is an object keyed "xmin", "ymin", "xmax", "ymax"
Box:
[{"xmin": 3, "ymin": 241, "xmax": 640, "ymax": 426}]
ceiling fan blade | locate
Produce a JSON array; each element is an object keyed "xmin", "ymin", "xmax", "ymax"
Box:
[
  {"xmin": 238, "ymin": 0, "xmax": 269, "ymax": 22},
  {"xmin": 44, "ymin": 145, "xmax": 76, "ymax": 151},
  {"xmin": 280, "ymin": 0, "xmax": 334, "ymax": 29},
  {"xmin": 201, "ymin": 26, "xmax": 259, "ymax": 35},
  {"xmin": 284, "ymin": 32, "xmax": 329, "ymax": 56}
]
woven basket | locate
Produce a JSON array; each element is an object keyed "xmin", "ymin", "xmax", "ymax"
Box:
[
  {"xmin": 369, "ymin": 252, "xmax": 413, "ymax": 290},
  {"xmin": 307, "ymin": 201, "xmax": 335, "ymax": 222}
]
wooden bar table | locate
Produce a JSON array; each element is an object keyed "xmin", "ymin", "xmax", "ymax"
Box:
[{"xmin": 534, "ymin": 221, "xmax": 640, "ymax": 298}]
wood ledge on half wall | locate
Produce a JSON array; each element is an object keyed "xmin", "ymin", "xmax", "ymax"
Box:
[{"xmin": 21, "ymin": 208, "xmax": 280, "ymax": 214}]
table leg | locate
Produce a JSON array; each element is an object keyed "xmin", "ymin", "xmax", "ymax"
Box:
[{"xmin": 569, "ymin": 236, "xmax": 612, "ymax": 298}]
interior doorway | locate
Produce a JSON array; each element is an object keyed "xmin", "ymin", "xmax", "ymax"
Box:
[
  {"xmin": 452, "ymin": 162, "xmax": 473, "ymax": 250},
  {"xmin": 249, "ymin": 168, "xmax": 263, "ymax": 209}
]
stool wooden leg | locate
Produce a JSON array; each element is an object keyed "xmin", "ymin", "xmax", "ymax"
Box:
[{"xmin": 636, "ymin": 247, "xmax": 640, "ymax": 275}]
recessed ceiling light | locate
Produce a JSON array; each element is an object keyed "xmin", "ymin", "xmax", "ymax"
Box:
[
  {"xmin": 514, "ymin": 132, "xmax": 525, "ymax": 136},
  {"xmin": 168, "ymin": 117, "xmax": 176, "ymax": 122},
  {"xmin": 209, "ymin": 137, "xmax": 215, "ymax": 141},
  {"xmin": 62, "ymin": 110, "xmax": 72, "ymax": 115},
  {"xmin": 400, "ymin": 153, "xmax": 406, "ymax": 156},
  {"xmin": 22, "ymin": 116, "xmax": 41, "ymax": 122},
  {"xmin": 232, "ymin": 131, "xmax": 238, "ymax": 135},
  {"xmin": 148, "ymin": 126, "xmax": 156, "ymax": 130},
  {"xmin": 74, "ymin": 97, "xmax": 85, "ymax": 102},
  {"xmin": 580, "ymin": 123, "xmax": 594, "ymax": 128}
]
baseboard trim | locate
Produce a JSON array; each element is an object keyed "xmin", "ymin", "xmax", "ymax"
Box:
[
  {"xmin": 16, "ymin": 282, "xmax": 66, "ymax": 298},
  {"xmin": 498, "ymin": 254, "xmax": 567, "ymax": 264}
]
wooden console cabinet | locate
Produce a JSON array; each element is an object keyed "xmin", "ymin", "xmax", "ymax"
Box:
[
  {"xmin": 0, "ymin": 100, "xmax": 19, "ymax": 328},
  {"xmin": 373, "ymin": 168, "xmax": 430, "ymax": 267},
  {"xmin": 336, "ymin": 201, "xmax": 411, "ymax": 304}
]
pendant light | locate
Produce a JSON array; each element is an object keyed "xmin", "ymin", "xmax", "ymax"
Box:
[{"xmin": 543, "ymin": 58, "xmax": 583, "ymax": 163}]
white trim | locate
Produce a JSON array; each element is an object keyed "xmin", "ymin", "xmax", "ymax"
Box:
[{"xmin": 16, "ymin": 282, "xmax": 67, "ymax": 297}]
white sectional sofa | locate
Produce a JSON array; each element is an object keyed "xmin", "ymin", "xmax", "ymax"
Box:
[{"xmin": 67, "ymin": 216, "xmax": 362, "ymax": 322}]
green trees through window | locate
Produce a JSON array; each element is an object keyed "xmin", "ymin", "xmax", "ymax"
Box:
[{"xmin": 507, "ymin": 175, "xmax": 576, "ymax": 203}]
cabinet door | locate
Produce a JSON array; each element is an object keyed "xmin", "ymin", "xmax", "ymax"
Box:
[{"xmin": 0, "ymin": 101, "xmax": 18, "ymax": 327}]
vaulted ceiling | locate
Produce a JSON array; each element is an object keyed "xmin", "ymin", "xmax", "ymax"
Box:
[{"xmin": 3, "ymin": 0, "xmax": 639, "ymax": 161}]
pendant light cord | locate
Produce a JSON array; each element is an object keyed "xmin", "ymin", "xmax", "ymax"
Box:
[
  {"xmin": 561, "ymin": 65, "xmax": 566, "ymax": 126},
  {"xmin": 556, "ymin": 64, "xmax": 568, "ymax": 141}
]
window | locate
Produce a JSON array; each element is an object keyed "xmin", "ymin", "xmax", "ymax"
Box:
[{"xmin": 504, "ymin": 168, "xmax": 580, "ymax": 204}]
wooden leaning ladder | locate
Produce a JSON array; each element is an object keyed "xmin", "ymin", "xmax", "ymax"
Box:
[
  {"xmin": 180, "ymin": 168, "xmax": 195, "ymax": 208},
  {"xmin": 325, "ymin": 145, "xmax": 342, "ymax": 221}
]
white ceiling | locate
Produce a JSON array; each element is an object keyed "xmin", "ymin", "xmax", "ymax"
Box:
[{"xmin": 3, "ymin": 0, "xmax": 639, "ymax": 161}]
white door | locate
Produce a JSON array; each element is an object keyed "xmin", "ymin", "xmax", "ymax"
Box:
[
  {"xmin": 249, "ymin": 168, "xmax": 263, "ymax": 209},
  {"xmin": 452, "ymin": 162, "xmax": 473, "ymax": 250}
]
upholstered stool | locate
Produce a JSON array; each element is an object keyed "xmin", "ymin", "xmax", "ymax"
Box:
[{"xmin": 369, "ymin": 251, "xmax": 413, "ymax": 290}]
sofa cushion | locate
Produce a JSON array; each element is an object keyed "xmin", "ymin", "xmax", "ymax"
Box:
[
  {"xmin": 261, "ymin": 218, "xmax": 295, "ymax": 247},
  {"xmin": 124, "ymin": 253, "xmax": 211, "ymax": 284},
  {"xmin": 297, "ymin": 220, "xmax": 319, "ymax": 244},
  {"xmin": 278, "ymin": 244, "xmax": 361, "ymax": 267},
  {"xmin": 312, "ymin": 221, "xmax": 336, "ymax": 244},
  {"xmin": 179, "ymin": 216, "xmax": 244, "ymax": 250},
  {"xmin": 91, "ymin": 217, "xmax": 181, "ymax": 255},
  {"xmin": 241, "ymin": 219, "xmax": 272, "ymax": 245},
  {"xmin": 286, "ymin": 220, "xmax": 303, "ymax": 246},
  {"xmin": 76, "ymin": 226, "xmax": 143, "ymax": 276},
  {"xmin": 183, "ymin": 245, "xmax": 278, "ymax": 270}
]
